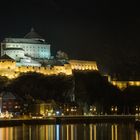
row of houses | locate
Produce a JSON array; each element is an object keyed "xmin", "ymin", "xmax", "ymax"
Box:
[{"xmin": 0, "ymin": 91, "xmax": 83, "ymax": 118}]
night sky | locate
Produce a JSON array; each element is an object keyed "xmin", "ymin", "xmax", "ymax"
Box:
[{"xmin": 0, "ymin": 0, "xmax": 139, "ymax": 75}]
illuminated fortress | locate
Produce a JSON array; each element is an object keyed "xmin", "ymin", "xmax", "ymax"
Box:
[
  {"xmin": 1, "ymin": 28, "xmax": 139, "ymax": 90},
  {"xmin": 0, "ymin": 28, "xmax": 98, "ymax": 79}
]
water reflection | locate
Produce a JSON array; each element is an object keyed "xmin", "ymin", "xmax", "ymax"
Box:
[
  {"xmin": 0, "ymin": 123, "xmax": 140, "ymax": 140},
  {"xmin": 111, "ymin": 125, "xmax": 117, "ymax": 140}
]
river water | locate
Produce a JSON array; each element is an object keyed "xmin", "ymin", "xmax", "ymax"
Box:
[{"xmin": 0, "ymin": 123, "xmax": 140, "ymax": 140}]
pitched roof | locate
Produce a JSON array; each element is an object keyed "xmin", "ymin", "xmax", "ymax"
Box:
[{"xmin": 24, "ymin": 28, "xmax": 42, "ymax": 39}]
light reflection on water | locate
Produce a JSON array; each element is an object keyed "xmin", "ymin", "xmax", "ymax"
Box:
[{"xmin": 0, "ymin": 123, "xmax": 140, "ymax": 140}]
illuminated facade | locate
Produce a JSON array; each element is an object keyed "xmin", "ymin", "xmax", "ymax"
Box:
[
  {"xmin": 1, "ymin": 28, "xmax": 51, "ymax": 66},
  {"xmin": 69, "ymin": 60, "xmax": 98, "ymax": 71},
  {"xmin": 106, "ymin": 75, "xmax": 140, "ymax": 90},
  {"xmin": 0, "ymin": 57, "xmax": 98, "ymax": 78},
  {"xmin": 0, "ymin": 55, "xmax": 73, "ymax": 78},
  {"xmin": 110, "ymin": 80, "xmax": 140, "ymax": 90}
]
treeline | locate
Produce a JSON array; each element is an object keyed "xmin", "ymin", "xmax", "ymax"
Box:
[{"xmin": 0, "ymin": 73, "xmax": 74, "ymax": 103}]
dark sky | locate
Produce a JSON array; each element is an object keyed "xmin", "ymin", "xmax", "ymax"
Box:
[{"xmin": 0, "ymin": 0, "xmax": 139, "ymax": 75}]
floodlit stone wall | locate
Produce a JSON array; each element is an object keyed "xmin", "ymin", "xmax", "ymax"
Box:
[
  {"xmin": 69, "ymin": 60, "xmax": 98, "ymax": 71},
  {"xmin": 0, "ymin": 59, "xmax": 99, "ymax": 79},
  {"xmin": 0, "ymin": 61, "xmax": 73, "ymax": 78},
  {"xmin": 111, "ymin": 80, "xmax": 140, "ymax": 90},
  {"xmin": 0, "ymin": 60, "xmax": 16, "ymax": 69}
]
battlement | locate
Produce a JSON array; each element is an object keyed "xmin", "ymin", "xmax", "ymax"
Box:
[
  {"xmin": 69, "ymin": 60, "xmax": 98, "ymax": 71},
  {"xmin": 0, "ymin": 64, "xmax": 72, "ymax": 79},
  {"xmin": 0, "ymin": 59, "xmax": 98, "ymax": 79},
  {"xmin": 110, "ymin": 80, "xmax": 140, "ymax": 90}
]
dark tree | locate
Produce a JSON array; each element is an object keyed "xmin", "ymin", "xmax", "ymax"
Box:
[{"xmin": 8, "ymin": 72, "xmax": 74, "ymax": 102}]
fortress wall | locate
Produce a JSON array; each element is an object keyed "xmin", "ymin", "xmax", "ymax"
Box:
[
  {"xmin": 0, "ymin": 60, "xmax": 16, "ymax": 69},
  {"xmin": 0, "ymin": 63, "xmax": 73, "ymax": 78},
  {"xmin": 0, "ymin": 60, "xmax": 98, "ymax": 79},
  {"xmin": 69, "ymin": 60, "xmax": 98, "ymax": 71},
  {"xmin": 0, "ymin": 69, "xmax": 17, "ymax": 79},
  {"xmin": 111, "ymin": 80, "xmax": 140, "ymax": 90}
]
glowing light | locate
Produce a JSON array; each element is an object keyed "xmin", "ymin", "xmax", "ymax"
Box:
[
  {"xmin": 115, "ymin": 106, "xmax": 117, "ymax": 111},
  {"xmin": 56, "ymin": 111, "xmax": 60, "ymax": 116},
  {"xmin": 111, "ymin": 107, "xmax": 114, "ymax": 111},
  {"xmin": 136, "ymin": 106, "xmax": 138, "ymax": 111},
  {"xmin": 48, "ymin": 112, "xmax": 52, "ymax": 116}
]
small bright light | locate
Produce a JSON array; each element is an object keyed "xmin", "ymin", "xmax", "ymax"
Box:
[
  {"xmin": 48, "ymin": 112, "xmax": 52, "ymax": 116},
  {"xmin": 56, "ymin": 111, "xmax": 60, "ymax": 115},
  {"xmin": 62, "ymin": 113, "xmax": 64, "ymax": 116},
  {"xmin": 90, "ymin": 108, "xmax": 93, "ymax": 111},
  {"xmin": 71, "ymin": 108, "xmax": 74, "ymax": 112}
]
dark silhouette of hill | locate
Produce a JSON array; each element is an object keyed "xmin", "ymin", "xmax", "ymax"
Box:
[{"xmin": 8, "ymin": 73, "xmax": 74, "ymax": 103}]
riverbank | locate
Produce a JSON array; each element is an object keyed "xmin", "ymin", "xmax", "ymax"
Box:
[{"xmin": 0, "ymin": 115, "xmax": 139, "ymax": 127}]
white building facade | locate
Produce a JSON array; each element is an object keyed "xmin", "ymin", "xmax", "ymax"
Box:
[{"xmin": 1, "ymin": 28, "xmax": 51, "ymax": 66}]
